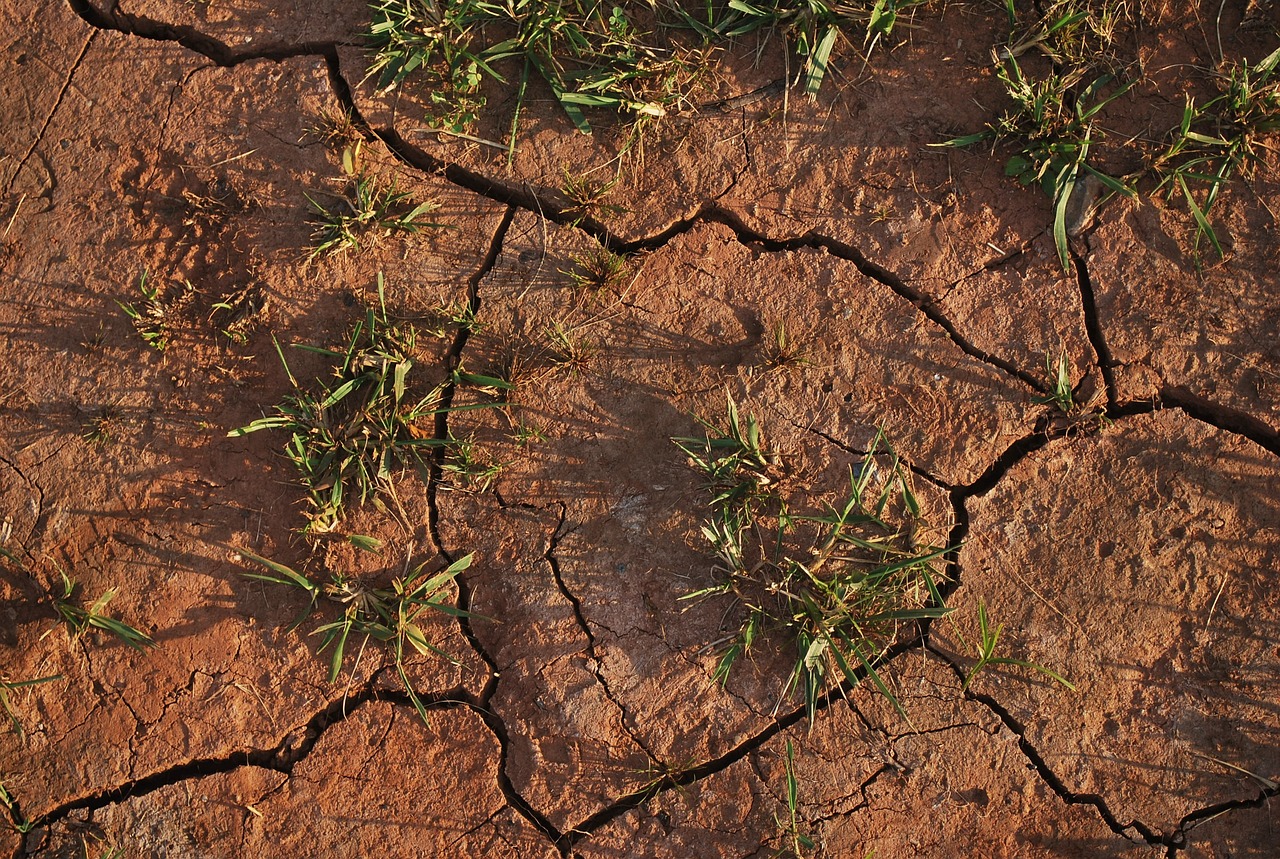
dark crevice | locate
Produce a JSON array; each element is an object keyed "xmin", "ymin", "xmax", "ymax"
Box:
[
  {"xmin": 939, "ymin": 429, "xmax": 1063, "ymax": 607},
  {"xmin": 432, "ymin": 587, "xmax": 564, "ymax": 849},
  {"xmin": 954, "ymin": 390, "xmax": 1277, "ymax": 508},
  {"xmin": 926, "ymin": 643, "xmax": 1169, "ymax": 849},
  {"xmin": 543, "ymin": 505, "xmax": 662, "ymax": 766},
  {"xmin": 955, "ymin": 431, "xmax": 1057, "ymax": 500},
  {"xmin": 409, "ymin": 208, "xmax": 560, "ymax": 848},
  {"xmin": 557, "ymin": 634, "xmax": 926, "ymax": 851},
  {"xmin": 448, "ymin": 206, "xmax": 516, "ymax": 375},
  {"xmin": 19, "ymin": 683, "xmax": 467, "ymax": 844},
  {"xmin": 940, "ymin": 399, "xmax": 1163, "ymax": 601},
  {"xmin": 5, "ymin": 29, "xmax": 95, "ymax": 197},
  {"xmin": 1160, "ymin": 387, "xmax": 1280, "ymax": 457},
  {"xmin": 460, "ymin": 681, "xmax": 567, "ymax": 849},
  {"xmin": 1095, "ymin": 390, "xmax": 1277, "ymax": 458},
  {"xmin": 598, "ymin": 200, "xmax": 1046, "ymax": 392},
  {"xmin": 1172, "ymin": 784, "xmax": 1280, "ymax": 854},
  {"xmin": 323, "ymin": 50, "xmax": 360, "ymax": 119},
  {"xmin": 1070, "ymin": 247, "xmax": 1119, "ymax": 410},
  {"xmin": 938, "ymin": 491, "xmax": 972, "ymax": 609},
  {"xmin": 424, "ymin": 204, "xmax": 515, "ymax": 560},
  {"xmin": 3, "ymin": 791, "xmax": 28, "ymax": 858},
  {"xmin": 65, "ymin": 0, "xmax": 344, "ymax": 67},
  {"xmin": 622, "ymin": 206, "xmax": 1046, "ymax": 393}
]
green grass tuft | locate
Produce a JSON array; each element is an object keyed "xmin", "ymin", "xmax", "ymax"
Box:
[{"xmin": 676, "ymin": 395, "xmax": 951, "ymax": 722}]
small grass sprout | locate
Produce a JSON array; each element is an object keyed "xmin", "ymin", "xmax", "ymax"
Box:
[
  {"xmin": 544, "ymin": 321, "xmax": 598, "ymax": 375},
  {"xmin": 510, "ymin": 417, "xmax": 548, "ymax": 447},
  {"xmin": 774, "ymin": 739, "xmax": 817, "ymax": 857},
  {"xmin": 564, "ymin": 246, "xmax": 630, "ymax": 297},
  {"xmin": 674, "ymin": 391, "xmax": 778, "ymax": 513},
  {"xmin": 239, "ymin": 546, "xmax": 475, "ymax": 723},
  {"xmin": 306, "ymin": 172, "xmax": 442, "ymax": 260},
  {"xmin": 1031, "ymin": 349, "xmax": 1107, "ymax": 428},
  {"xmin": 311, "ymin": 106, "xmax": 363, "ymax": 149},
  {"xmin": 81, "ymin": 405, "xmax": 124, "ymax": 446},
  {"xmin": 117, "ymin": 271, "xmax": 192, "ymax": 352},
  {"xmin": 52, "ymin": 570, "xmax": 157, "ymax": 651},
  {"xmin": 440, "ymin": 434, "xmax": 506, "ymax": 491},
  {"xmin": 559, "ymin": 166, "xmax": 621, "ymax": 214},
  {"xmin": 1033, "ymin": 349, "xmax": 1075, "ymax": 414},
  {"xmin": 962, "ymin": 602, "xmax": 1075, "ymax": 691},
  {"xmin": 761, "ymin": 321, "xmax": 811, "ymax": 370}
]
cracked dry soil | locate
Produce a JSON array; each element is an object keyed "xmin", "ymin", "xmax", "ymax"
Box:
[{"xmin": 2, "ymin": 1, "xmax": 1279, "ymax": 857}]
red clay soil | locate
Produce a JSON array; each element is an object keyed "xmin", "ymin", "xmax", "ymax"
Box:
[{"xmin": 2, "ymin": 1, "xmax": 1278, "ymax": 857}]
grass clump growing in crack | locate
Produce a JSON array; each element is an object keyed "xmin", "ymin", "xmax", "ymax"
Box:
[
  {"xmin": 675, "ymin": 394, "xmax": 951, "ymax": 722},
  {"xmin": 80, "ymin": 404, "xmax": 124, "ymax": 446},
  {"xmin": 367, "ymin": 0, "xmax": 707, "ymax": 154},
  {"xmin": 1031, "ymin": 348, "xmax": 1106, "ymax": 428},
  {"xmin": 1153, "ymin": 47, "xmax": 1280, "ymax": 259},
  {"xmin": 306, "ymin": 144, "xmax": 442, "ymax": 260},
  {"xmin": 938, "ymin": 50, "xmax": 1134, "ymax": 268},
  {"xmin": 439, "ymin": 434, "xmax": 506, "ymax": 491},
  {"xmin": 564, "ymin": 245, "xmax": 630, "ymax": 297},
  {"xmin": 306, "ymin": 176, "xmax": 441, "ymax": 260},
  {"xmin": 558, "ymin": 165, "xmax": 623, "ymax": 216},
  {"xmin": 311, "ymin": 106, "xmax": 364, "ymax": 150},
  {"xmin": 229, "ymin": 277, "xmax": 511, "ymax": 532},
  {"xmin": 1033, "ymin": 348, "xmax": 1076, "ymax": 414},
  {"xmin": 238, "ymin": 541, "xmax": 474, "ymax": 723}
]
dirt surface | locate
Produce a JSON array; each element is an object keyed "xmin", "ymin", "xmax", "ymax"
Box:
[{"xmin": 2, "ymin": 1, "xmax": 1278, "ymax": 857}]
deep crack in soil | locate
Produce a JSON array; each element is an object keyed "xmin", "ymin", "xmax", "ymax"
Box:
[{"xmin": 3, "ymin": 1, "xmax": 1278, "ymax": 856}]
